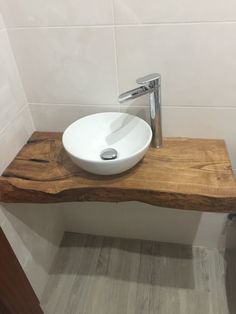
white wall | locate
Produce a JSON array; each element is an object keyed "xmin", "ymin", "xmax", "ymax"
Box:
[
  {"xmin": 0, "ymin": 13, "xmax": 64, "ymax": 299},
  {"xmin": 0, "ymin": 0, "xmax": 235, "ymax": 168},
  {"xmin": 0, "ymin": 1, "xmax": 236, "ymax": 249},
  {"xmin": 61, "ymin": 202, "xmax": 236, "ymax": 249}
]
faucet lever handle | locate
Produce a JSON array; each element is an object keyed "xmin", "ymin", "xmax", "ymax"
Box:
[{"xmin": 136, "ymin": 73, "xmax": 161, "ymax": 85}]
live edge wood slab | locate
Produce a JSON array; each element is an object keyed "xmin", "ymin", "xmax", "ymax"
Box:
[{"xmin": 0, "ymin": 132, "xmax": 236, "ymax": 212}]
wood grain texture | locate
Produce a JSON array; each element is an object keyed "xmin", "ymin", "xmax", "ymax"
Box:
[
  {"xmin": 41, "ymin": 233, "xmax": 231, "ymax": 314},
  {"xmin": 0, "ymin": 131, "xmax": 236, "ymax": 212}
]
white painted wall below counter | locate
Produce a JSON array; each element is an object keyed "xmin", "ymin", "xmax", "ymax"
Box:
[{"xmin": 60, "ymin": 202, "xmax": 236, "ymax": 249}]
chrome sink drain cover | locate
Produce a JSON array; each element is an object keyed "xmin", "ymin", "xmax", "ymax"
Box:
[{"xmin": 100, "ymin": 148, "xmax": 118, "ymax": 160}]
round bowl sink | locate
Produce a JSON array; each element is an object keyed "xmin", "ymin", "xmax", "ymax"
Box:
[{"xmin": 62, "ymin": 112, "xmax": 152, "ymax": 175}]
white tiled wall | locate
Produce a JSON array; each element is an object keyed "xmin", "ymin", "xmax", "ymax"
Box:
[
  {"xmin": 0, "ymin": 15, "xmax": 64, "ymax": 299},
  {"xmin": 30, "ymin": 103, "xmax": 119, "ymax": 131},
  {"xmin": 8, "ymin": 27, "xmax": 118, "ymax": 105},
  {"xmin": 0, "ymin": 0, "xmax": 113, "ymax": 27},
  {"xmin": 114, "ymin": 0, "xmax": 236, "ymax": 24},
  {"xmin": 0, "ymin": 31, "xmax": 27, "ymax": 130},
  {"xmin": 116, "ymin": 24, "xmax": 236, "ymax": 108},
  {"xmin": 0, "ymin": 25, "xmax": 31, "ymax": 171},
  {"xmin": 1, "ymin": 0, "xmax": 235, "ymax": 171},
  {"xmin": 0, "ymin": 1, "xmax": 236, "ymax": 259}
]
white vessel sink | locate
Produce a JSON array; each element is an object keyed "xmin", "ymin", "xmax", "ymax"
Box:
[{"xmin": 62, "ymin": 112, "xmax": 152, "ymax": 175}]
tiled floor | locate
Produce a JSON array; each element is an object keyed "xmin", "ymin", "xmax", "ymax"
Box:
[{"xmin": 41, "ymin": 233, "xmax": 236, "ymax": 314}]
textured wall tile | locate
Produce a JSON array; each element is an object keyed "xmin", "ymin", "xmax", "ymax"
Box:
[
  {"xmin": 0, "ymin": 106, "xmax": 34, "ymax": 174},
  {"xmin": 30, "ymin": 103, "xmax": 119, "ymax": 131},
  {"xmin": 9, "ymin": 27, "xmax": 118, "ymax": 105},
  {"xmin": 0, "ymin": 30, "xmax": 27, "ymax": 131},
  {"xmin": 0, "ymin": 0, "xmax": 113, "ymax": 27},
  {"xmin": 114, "ymin": 0, "xmax": 236, "ymax": 24},
  {"xmin": 116, "ymin": 24, "xmax": 236, "ymax": 107}
]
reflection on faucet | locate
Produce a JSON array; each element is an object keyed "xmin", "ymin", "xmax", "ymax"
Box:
[{"xmin": 119, "ymin": 73, "xmax": 162, "ymax": 148}]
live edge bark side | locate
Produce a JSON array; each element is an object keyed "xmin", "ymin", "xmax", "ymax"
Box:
[{"xmin": 0, "ymin": 132, "xmax": 236, "ymax": 213}]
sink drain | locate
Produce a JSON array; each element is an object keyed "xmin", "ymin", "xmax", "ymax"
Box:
[{"xmin": 100, "ymin": 148, "xmax": 118, "ymax": 160}]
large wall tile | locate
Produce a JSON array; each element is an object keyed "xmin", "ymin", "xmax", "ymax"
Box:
[
  {"xmin": 116, "ymin": 24, "xmax": 236, "ymax": 107},
  {"xmin": 121, "ymin": 105, "xmax": 236, "ymax": 168},
  {"xmin": 0, "ymin": 105, "xmax": 34, "ymax": 174},
  {"xmin": 0, "ymin": 30, "xmax": 27, "ymax": 131},
  {"xmin": 0, "ymin": 0, "xmax": 113, "ymax": 27},
  {"xmin": 30, "ymin": 103, "xmax": 119, "ymax": 131},
  {"xmin": 121, "ymin": 105, "xmax": 150, "ymax": 122},
  {"xmin": 162, "ymin": 106, "xmax": 236, "ymax": 168},
  {"xmin": 8, "ymin": 27, "xmax": 118, "ymax": 105},
  {"xmin": 114, "ymin": 0, "xmax": 236, "ymax": 24}
]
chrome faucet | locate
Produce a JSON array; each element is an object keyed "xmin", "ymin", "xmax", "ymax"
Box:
[{"xmin": 119, "ymin": 73, "xmax": 162, "ymax": 148}]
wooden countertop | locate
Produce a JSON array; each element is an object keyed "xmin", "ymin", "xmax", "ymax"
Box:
[{"xmin": 0, "ymin": 132, "xmax": 236, "ymax": 212}]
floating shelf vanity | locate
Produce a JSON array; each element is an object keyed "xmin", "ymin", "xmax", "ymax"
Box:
[{"xmin": 0, "ymin": 132, "xmax": 236, "ymax": 212}]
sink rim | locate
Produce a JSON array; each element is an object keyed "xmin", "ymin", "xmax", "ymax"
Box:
[{"xmin": 62, "ymin": 112, "xmax": 152, "ymax": 164}]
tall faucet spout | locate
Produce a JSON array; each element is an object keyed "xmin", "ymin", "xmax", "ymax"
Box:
[
  {"xmin": 118, "ymin": 73, "xmax": 162, "ymax": 148},
  {"xmin": 118, "ymin": 86, "xmax": 150, "ymax": 103}
]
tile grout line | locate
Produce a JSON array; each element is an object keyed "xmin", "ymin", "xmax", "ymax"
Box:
[
  {"xmin": 7, "ymin": 25, "xmax": 115, "ymax": 30},
  {"xmin": 29, "ymin": 102, "xmax": 236, "ymax": 110},
  {"xmin": 0, "ymin": 103, "xmax": 29, "ymax": 138},
  {"xmin": 111, "ymin": 0, "xmax": 121, "ymax": 113},
  {"xmin": 29, "ymin": 102, "xmax": 120, "ymax": 107},
  {"xmin": 28, "ymin": 105, "xmax": 36, "ymax": 131},
  {"xmin": 114, "ymin": 20, "xmax": 236, "ymax": 26},
  {"xmin": 2, "ymin": 28, "xmax": 32, "ymax": 121},
  {"xmin": 6, "ymin": 20, "xmax": 236, "ymax": 30}
]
